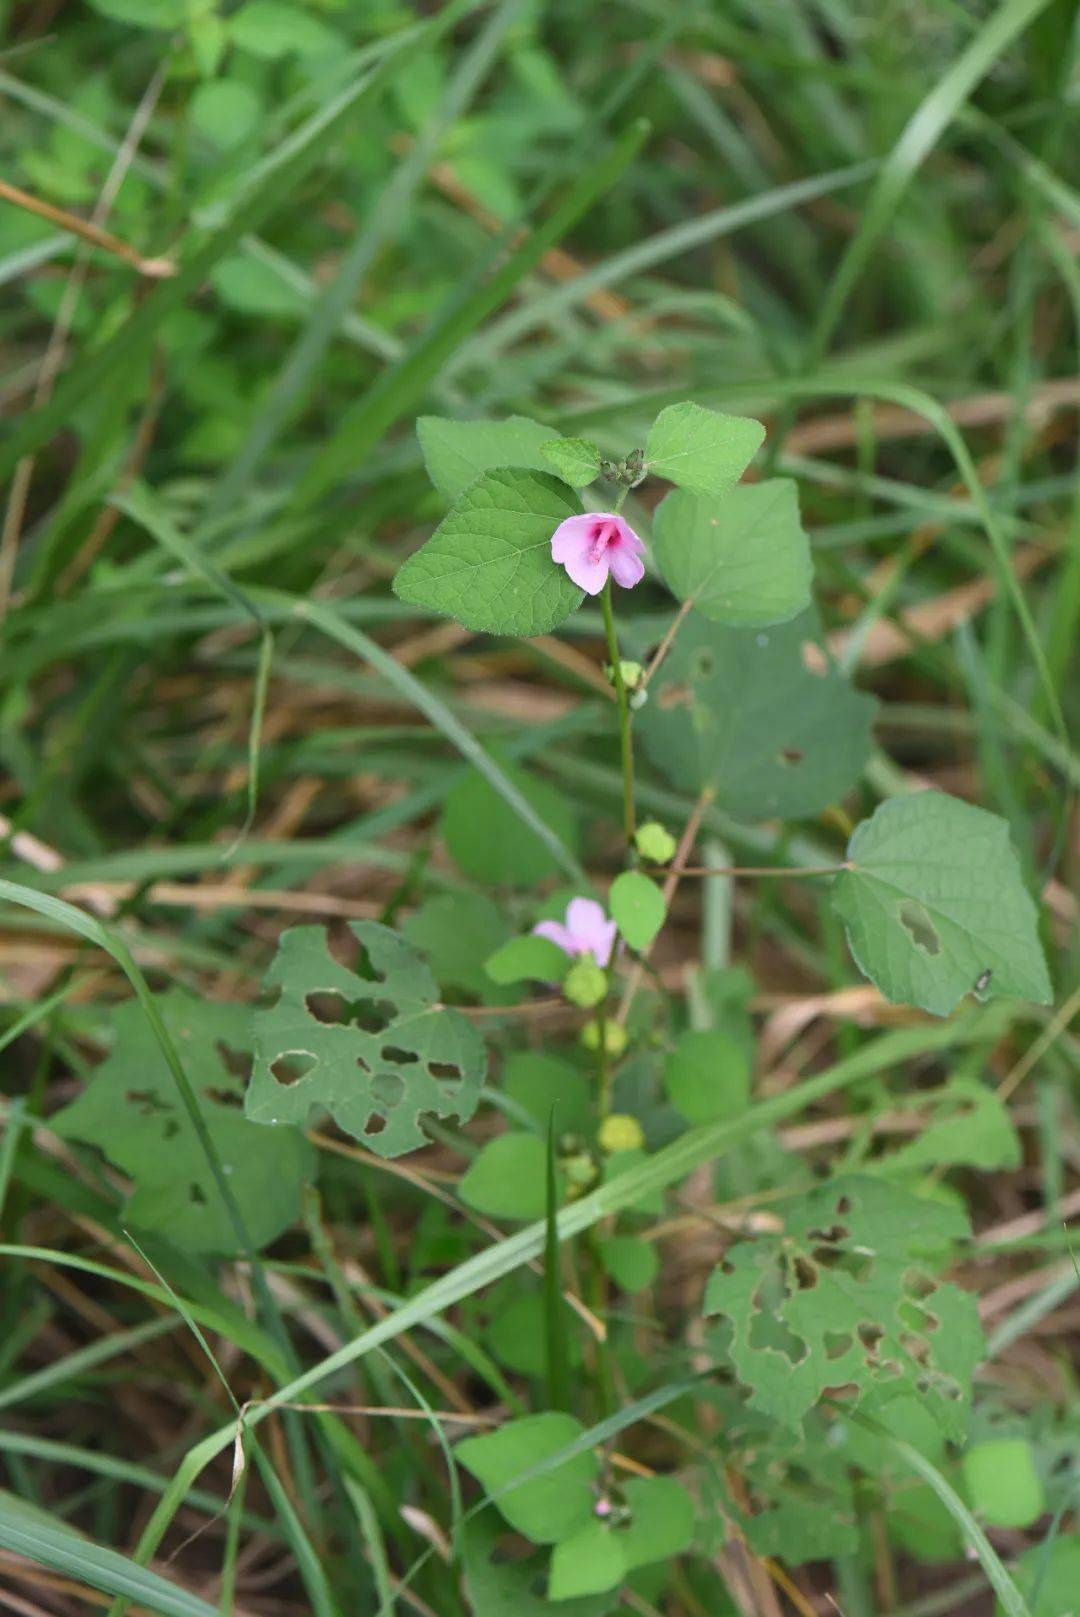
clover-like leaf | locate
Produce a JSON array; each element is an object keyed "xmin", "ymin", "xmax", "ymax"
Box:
[
  {"xmin": 549, "ymin": 1477, "xmax": 694, "ymax": 1598},
  {"xmin": 457, "ymin": 1413, "xmax": 598, "ymax": 1544},
  {"xmin": 832, "ymin": 793, "xmax": 1052, "ymax": 1017},
  {"xmin": 463, "ymin": 1509, "xmax": 613, "ymax": 1617},
  {"xmin": 645, "ymin": 402, "xmax": 764, "ymax": 497},
  {"xmin": 245, "ymin": 922, "xmax": 485, "ymax": 1155},
  {"xmin": 703, "ymin": 1175, "xmax": 982, "ymax": 1437},
  {"xmin": 636, "ymin": 607, "xmax": 875, "ymax": 820},
  {"xmin": 417, "ymin": 414, "xmax": 561, "ymax": 501},
  {"xmin": 393, "ymin": 468, "xmax": 584, "ymax": 637},
  {"xmin": 52, "ymin": 992, "xmax": 312, "ymax": 1255},
  {"xmin": 653, "ymin": 480, "xmax": 812, "ymax": 626}
]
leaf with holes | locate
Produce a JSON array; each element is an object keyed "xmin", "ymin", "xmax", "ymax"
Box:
[
  {"xmin": 703, "ymin": 1175, "xmax": 983, "ymax": 1437},
  {"xmin": 832, "ymin": 793, "xmax": 1052, "ymax": 1017},
  {"xmin": 636, "ymin": 607, "xmax": 876, "ymax": 820},
  {"xmin": 245, "ymin": 922, "xmax": 486, "ymax": 1155},
  {"xmin": 418, "ymin": 415, "xmax": 565, "ymax": 501},
  {"xmin": 393, "ymin": 468, "xmax": 584, "ymax": 637},
  {"xmin": 52, "ymin": 992, "xmax": 312, "ymax": 1255},
  {"xmin": 653, "ymin": 481, "xmax": 812, "ymax": 626},
  {"xmin": 645, "ymin": 402, "xmax": 765, "ymax": 497}
]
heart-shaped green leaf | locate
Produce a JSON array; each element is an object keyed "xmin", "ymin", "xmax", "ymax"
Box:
[
  {"xmin": 653, "ymin": 480, "xmax": 812, "ymax": 626},
  {"xmin": 418, "ymin": 415, "xmax": 561, "ymax": 501},
  {"xmin": 645, "ymin": 402, "xmax": 764, "ymax": 497}
]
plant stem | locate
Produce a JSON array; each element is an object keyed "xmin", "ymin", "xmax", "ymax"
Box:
[{"xmin": 601, "ymin": 577, "xmax": 636, "ymax": 844}]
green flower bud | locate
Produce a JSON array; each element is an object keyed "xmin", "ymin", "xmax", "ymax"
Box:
[
  {"xmin": 580, "ymin": 1019, "xmax": 628, "ymax": 1057},
  {"xmin": 563, "ymin": 955, "xmax": 608, "ymax": 1008},
  {"xmin": 598, "ymin": 1113, "xmax": 645, "ymax": 1154},
  {"xmin": 635, "ymin": 820, "xmax": 677, "ymax": 863}
]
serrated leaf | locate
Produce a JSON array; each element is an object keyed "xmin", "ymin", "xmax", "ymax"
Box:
[
  {"xmin": 653, "ymin": 481, "xmax": 812, "ymax": 626},
  {"xmin": 645, "ymin": 402, "xmax": 764, "ymax": 497},
  {"xmin": 832, "ymin": 793, "xmax": 1052, "ymax": 1017},
  {"xmin": 393, "ymin": 468, "xmax": 584, "ymax": 637},
  {"xmin": 456, "ymin": 1413, "xmax": 598, "ymax": 1544},
  {"xmin": 484, "ymin": 934, "xmax": 569, "ymax": 986},
  {"xmin": 245, "ymin": 922, "xmax": 486, "ymax": 1154},
  {"xmin": 540, "ymin": 437, "xmax": 602, "ymax": 486},
  {"xmin": 441, "ymin": 757, "xmax": 579, "ymax": 886},
  {"xmin": 52, "ymin": 992, "xmax": 312, "ymax": 1255},
  {"xmin": 459, "ymin": 1133, "xmax": 555, "ymax": 1220},
  {"xmin": 703, "ymin": 1175, "xmax": 982, "ymax": 1436},
  {"xmin": 637, "ymin": 608, "xmax": 875, "ymax": 820},
  {"xmin": 664, "ymin": 1029, "xmax": 751, "ymax": 1125},
  {"xmin": 418, "ymin": 415, "xmax": 560, "ymax": 501},
  {"xmin": 609, "ymin": 870, "xmax": 665, "ymax": 951}
]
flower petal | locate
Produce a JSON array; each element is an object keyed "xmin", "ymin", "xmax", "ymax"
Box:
[
  {"xmin": 532, "ymin": 919, "xmax": 577, "ymax": 957},
  {"xmin": 565, "ymin": 898, "xmax": 617, "ymax": 966},
  {"xmin": 607, "ymin": 545, "xmax": 645, "ymax": 589},
  {"xmin": 551, "ymin": 515, "xmax": 608, "ymax": 595}
]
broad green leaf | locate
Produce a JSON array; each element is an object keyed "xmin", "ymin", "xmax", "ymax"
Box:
[
  {"xmin": 963, "ymin": 1440, "xmax": 1044, "ymax": 1529},
  {"xmin": 541, "ymin": 437, "xmax": 602, "ymax": 486},
  {"xmin": 441, "ymin": 756, "xmax": 579, "ymax": 885},
  {"xmin": 703, "ymin": 1175, "xmax": 983, "ymax": 1435},
  {"xmin": 245, "ymin": 921, "xmax": 486, "ymax": 1154},
  {"xmin": 548, "ymin": 1477, "xmax": 694, "ymax": 1598},
  {"xmin": 637, "ymin": 607, "xmax": 875, "ymax": 821},
  {"xmin": 86, "ymin": 0, "xmax": 184, "ymax": 24},
  {"xmin": 456, "ymin": 1413, "xmax": 598, "ymax": 1544},
  {"xmin": 190, "ymin": 81, "xmax": 262, "ymax": 151},
  {"xmin": 832, "ymin": 793, "xmax": 1052, "ymax": 1017},
  {"xmin": 402, "ymin": 891, "xmax": 512, "ymax": 1002},
  {"xmin": 485, "ymin": 934, "xmax": 569, "ymax": 986},
  {"xmin": 653, "ymin": 481, "xmax": 812, "ymax": 626},
  {"xmin": 485, "ymin": 1288, "xmax": 583, "ymax": 1378},
  {"xmin": 645, "ymin": 402, "xmax": 764, "ymax": 497},
  {"xmin": 463, "ymin": 1509, "xmax": 613, "ymax": 1617},
  {"xmin": 459, "ymin": 1134, "xmax": 554, "ymax": 1220},
  {"xmin": 664, "ymin": 1029, "xmax": 751, "ymax": 1125},
  {"xmin": 609, "ymin": 870, "xmax": 665, "ymax": 951},
  {"xmin": 549, "ymin": 1523, "xmax": 625, "ymax": 1598},
  {"xmin": 393, "ymin": 468, "xmax": 584, "ymax": 636},
  {"xmin": 598, "ymin": 1235, "xmax": 658, "ymax": 1293},
  {"xmin": 52, "ymin": 992, "xmax": 312, "ymax": 1256},
  {"xmin": 228, "ymin": 1, "xmax": 339, "ymax": 57},
  {"xmin": 503, "ymin": 1051, "xmax": 591, "ymax": 1136},
  {"xmin": 418, "ymin": 415, "xmax": 560, "ymax": 500},
  {"xmin": 875, "ymin": 1079, "xmax": 1019, "ymax": 1174},
  {"xmin": 1002, "ymin": 1538, "xmax": 1080, "ymax": 1617},
  {"xmin": 211, "ymin": 256, "xmax": 306, "ymax": 318}
]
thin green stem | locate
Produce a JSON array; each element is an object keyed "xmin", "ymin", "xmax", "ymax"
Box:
[{"xmin": 601, "ymin": 578, "xmax": 635, "ymax": 844}]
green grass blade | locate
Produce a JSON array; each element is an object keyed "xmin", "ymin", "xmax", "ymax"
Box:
[{"xmin": 543, "ymin": 1113, "xmax": 572, "ymax": 1413}]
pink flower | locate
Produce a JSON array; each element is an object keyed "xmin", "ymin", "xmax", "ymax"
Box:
[
  {"xmin": 533, "ymin": 897, "xmax": 617, "ymax": 968},
  {"xmin": 551, "ymin": 512, "xmax": 645, "ymax": 595}
]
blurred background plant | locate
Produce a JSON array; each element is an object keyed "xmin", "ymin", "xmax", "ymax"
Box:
[{"xmin": 0, "ymin": 0, "xmax": 1078, "ymax": 1614}]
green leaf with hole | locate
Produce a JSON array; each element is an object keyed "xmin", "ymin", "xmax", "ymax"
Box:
[
  {"xmin": 459, "ymin": 1133, "xmax": 555, "ymax": 1221},
  {"xmin": 245, "ymin": 922, "xmax": 486, "ymax": 1155},
  {"xmin": 441, "ymin": 756, "xmax": 579, "ymax": 885},
  {"xmin": 645, "ymin": 402, "xmax": 764, "ymax": 497},
  {"xmin": 703, "ymin": 1175, "xmax": 982, "ymax": 1435},
  {"xmin": 393, "ymin": 468, "xmax": 584, "ymax": 636},
  {"xmin": 653, "ymin": 480, "xmax": 812, "ymax": 626},
  {"xmin": 456, "ymin": 1413, "xmax": 599, "ymax": 1544},
  {"xmin": 664, "ymin": 1029, "xmax": 751, "ymax": 1125},
  {"xmin": 540, "ymin": 438, "xmax": 602, "ymax": 487},
  {"xmin": 52, "ymin": 992, "xmax": 312, "ymax": 1255},
  {"xmin": 637, "ymin": 607, "xmax": 875, "ymax": 821},
  {"xmin": 832, "ymin": 793, "xmax": 1052, "ymax": 1018},
  {"xmin": 963, "ymin": 1439, "xmax": 1044, "ymax": 1529},
  {"xmin": 418, "ymin": 416, "xmax": 563, "ymax": 501},
  {"xmin": 609, "ymin": 871, "xmax": 665, "ymax": 951}
]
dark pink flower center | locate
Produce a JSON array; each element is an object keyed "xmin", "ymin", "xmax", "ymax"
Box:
[{"xmin": 587, "ymin": 518, "xmax": 622, "ymax": 564}]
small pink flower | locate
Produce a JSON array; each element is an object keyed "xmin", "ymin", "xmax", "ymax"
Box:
[
  {"xmin": 533, "ymin": 897, "xmax": 617, "ymax": 968},
  {"xmin": 551, "ymin": 512, "xmax": 645, "ymax": 595}
]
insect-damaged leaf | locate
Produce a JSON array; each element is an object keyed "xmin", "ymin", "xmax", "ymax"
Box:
[
  {"xmin": 636, "ymin": 606, "xmax": 875, "ymax": 821},
  {"xmin": 703, "ymin": 1175, "xmax": 983, "ymax": 1438},
  {"xmin": 246, "ymin": 921, "xmax": 486, "ymax": 1154},
  {"xmin": 52, "ymin": 992, "xmax": 312, "ymax": 1255},
  {"xmin": 833, "ymin": 792, "xmax": 1052, "ymax": 1017}
]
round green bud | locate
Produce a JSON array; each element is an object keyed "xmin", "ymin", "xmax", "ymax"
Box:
[
  {"xmin": 563, "ymin": 955, "xmax": 608, "ymax": 1009},
  {"xmin": 635, "ymin": 820, "xmax": 677, "ymax": 863},
  {"xmin": 598, "ymin": 1113, "xmax": 645, "ymax": 1154},
  {"xmin": 580, "ymin": 1019, "xmax": 628, "ymax": 1057}
]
